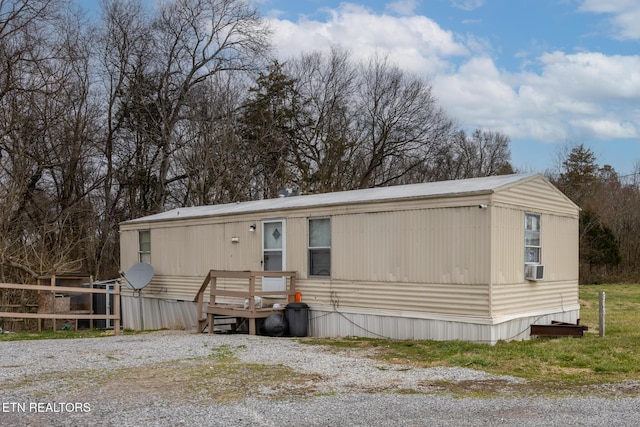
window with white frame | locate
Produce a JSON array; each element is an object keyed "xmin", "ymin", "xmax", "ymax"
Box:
[
  {"xmin": 309, "ymin": 218, "xmax": 331, "ymax": 276},
  {"xmin": 139, "ymin": 230, "xmax": 151, "ymax": 263},
  {"xmin": 524, "ymin": 213, "xmax": 541, "ymax": 264}
]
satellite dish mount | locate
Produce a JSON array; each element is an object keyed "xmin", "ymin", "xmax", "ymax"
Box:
[{"xmin": 120, "ymin": 263, "xmax": 154, "ymax": 330}]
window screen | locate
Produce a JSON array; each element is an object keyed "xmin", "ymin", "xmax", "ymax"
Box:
[
  {"xmin": 139, "ymin": 230, "xmax": 151, "ymax": 263},
  {"xmin": 309, "ymin": 218, "xmax": 331, "ymax": 276},
  {"xmin": 524, "ymin": 213, "xmax": 541, "ymax": 264}
]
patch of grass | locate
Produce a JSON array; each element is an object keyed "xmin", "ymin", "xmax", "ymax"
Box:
[
  {"xmin": 3, "ymin": 355, "xmax": 324, "ymax": 403},
  {"xmin": 5, "ymin": 285, "xmax": 640, "ymax": 399},
  {"xmin": 301, "ymin": 284, "xmax": 640, "ymax": 394},
  {"xmin": 0, "ymin": 328, "xmax": 154, "ymax": 342},
  {"xmin": 208, "ymin": 344, "xmax": 238, "ymax": 362}
]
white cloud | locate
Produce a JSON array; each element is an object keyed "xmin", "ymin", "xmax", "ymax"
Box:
[
  {"xmin": 434, "ymin": 51, "xmax": 640, "ymax": 142},
  {"xmin": 579, "ymin": 0, "xmax": 640, "ymax": 40},
  {"xmin": 267, "ymin": 3, "xmax": 468, "ymax": 75},
  {"xmin": 570, "ymin": 118, "xmax": 637, "ymax": 139},
  {"xmin": 432, "ymin": 60, "xmax": 570, "ymax": 142},
  {"xmin": 433, "ymin": 57, "xmax": 516, "ymax": 116},
  {"xmin": 266, "ymin": 3, "xmax": 640, "ymax": 146},
  {"xmin": 536, "ymin": 51, "xmax": 640, "ymax": 102},
  {"xmin": 385, "ymin": 0, "xmax": 419, "ymax": 16},
  {"xmin": 451, "ymin": 0, "xmax": 485, "ymax": 12}
]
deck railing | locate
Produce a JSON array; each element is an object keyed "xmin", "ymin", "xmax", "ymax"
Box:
[{"xmin": 193, "ymin": 270, "xmax": 297, "ymax": 335}]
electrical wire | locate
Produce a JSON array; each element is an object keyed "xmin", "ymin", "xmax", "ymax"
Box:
[{"xmin": 310, "ymin": 307, "xmax": 564, "ymax": 344}]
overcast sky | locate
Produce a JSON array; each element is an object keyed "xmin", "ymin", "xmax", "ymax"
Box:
[{"xmin": 256, "ymin": 0, "xmax": 640, "ymax": 175}]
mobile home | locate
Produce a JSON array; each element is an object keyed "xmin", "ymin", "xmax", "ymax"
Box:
[{"xmin": 119, "ymin": 173, "xmax": 580, "ymax": 343}]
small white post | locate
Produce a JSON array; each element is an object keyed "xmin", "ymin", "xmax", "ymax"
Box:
[{"xmin": 599, "ymin": 291, "xmax": 606, "ymax": 337}]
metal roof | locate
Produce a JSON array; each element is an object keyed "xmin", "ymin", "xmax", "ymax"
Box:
[{"xmin": 123, "ymin": 173, "xmax": 541, "ymax": 224}]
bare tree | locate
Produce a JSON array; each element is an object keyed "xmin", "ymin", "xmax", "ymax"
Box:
[
  {"xmin": 110, "ymin": 0, "xmax": 271, "ymax": 213},
  {"xmin": 1, "ymin": 0, "xmax": 526, "ymax": 289},
  {"xmin": 351, "ymin": 54, "xmax": 454, "ymax": 188},
  {"xmin": 175, "ymin": 73, "xmax": 254, "ymax": 205},
  {"xmin": 91, "ymin": 0, "xmax": 153, "ymax": 278},
  {"xmin": 0, "ymin": 0, "xmax": 99, "ymax": 279},
  {"xmin": 284, "ymin": 49, "xmax": 458, "ymax": 192},
  {"xmin": 429, "ymin": 128, "xmax": 513, "ymax": 180},
  {"xmin": 0, "ymin": 0, "xmax": 54, "ymax": 102},
  {"xmin": 284, "ymin": 48, "xmax": 359, "ymax": 193}
]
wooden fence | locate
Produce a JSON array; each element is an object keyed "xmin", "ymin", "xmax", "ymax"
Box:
[{"xmin": 0, "ymin": 282, "xmax": 121, "ymax": 335}]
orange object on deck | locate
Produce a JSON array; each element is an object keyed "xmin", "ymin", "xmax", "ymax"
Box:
[{"xmin": 294, "ymin": 291, "xmax": 302, "ymax": 303}]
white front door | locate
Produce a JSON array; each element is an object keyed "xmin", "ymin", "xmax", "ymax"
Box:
[{"xmin": 262, "ymin": 219, "xmax": 286, "ymax": 292}]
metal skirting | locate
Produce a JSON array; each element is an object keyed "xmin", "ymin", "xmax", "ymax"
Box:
[
  {"xmin": 308, "ymin": 308, "xmax": 580, "ymax": 344},
  {"xmin": 122, "ymin": 296, "xmax": 579, "ymax": 343},
  {"xmin": 121, "ymin": 296, "xmax": 199, "ymax": 331}
]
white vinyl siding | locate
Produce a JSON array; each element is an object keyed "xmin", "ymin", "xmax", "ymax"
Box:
[{"xmin": 333, "ymin": 206, "xmax": 491, "ymax": 284}]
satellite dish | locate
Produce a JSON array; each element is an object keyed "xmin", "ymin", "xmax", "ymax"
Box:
[
  {"xmin": 121, "ymin": 263, "xmax": 154, "ymax": 290},
  {"xmin": 120, "ymin": 263, "xmax": 154, "ymax": 331}
]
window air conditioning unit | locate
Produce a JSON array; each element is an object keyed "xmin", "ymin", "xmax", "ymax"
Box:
[{"xmin": 525, "ymin": 264, "xmax": 544, "ymax": 281}]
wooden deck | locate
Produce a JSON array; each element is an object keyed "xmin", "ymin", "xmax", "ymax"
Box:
[{"xmin": 193, "ymin": 270, "xmax": 297, "ymax": 335}]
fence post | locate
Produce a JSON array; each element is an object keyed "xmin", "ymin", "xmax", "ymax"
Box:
[
  {"xmin": 114, "ymin": 282, "xmax": 121, "ymax": 336},
  {"xmin": 599, "ymin": 291, "xmax": 606, "ymax": 337}
]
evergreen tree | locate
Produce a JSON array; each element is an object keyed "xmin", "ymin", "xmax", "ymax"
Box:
[
  {"xmin": 240, "ymin": 60, "xmax": 299, "ymax": 198},
  {"xmin": 558, "ymin": 143, "xmax": 598, "ymax": 206},
  {"xmin": 580, "ymin": 209, "xmax": 622, "ymax": 270}
]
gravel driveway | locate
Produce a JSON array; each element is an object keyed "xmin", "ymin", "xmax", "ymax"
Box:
[{"xmin": 1, "ymin": 330, "xmax": 639, "ymax": 426}]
